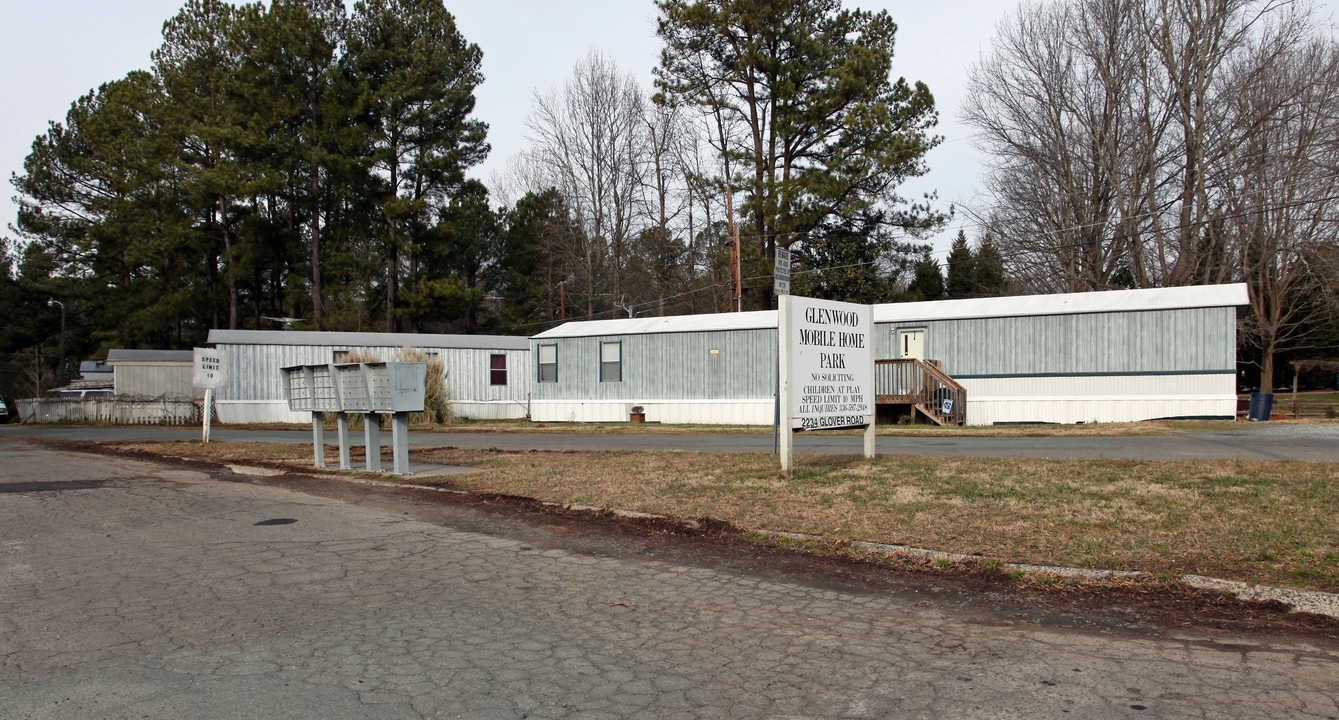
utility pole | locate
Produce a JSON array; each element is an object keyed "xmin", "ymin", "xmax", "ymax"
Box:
[{"xmin": 725, "ymin": 186, "xmax": 741, "ymax": 311}]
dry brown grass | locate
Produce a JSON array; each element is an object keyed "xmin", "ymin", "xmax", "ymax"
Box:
[
  {"xmin": 405, "ymin": 417, "xmax": 1254, "ymax": 437},
  {"xmin": 113, "ymin": 441, "xmax": 1339, "ymax": 593},
  {"xmin": 395, "ymin": 346, "xmax": 452, "ymax": 424}
]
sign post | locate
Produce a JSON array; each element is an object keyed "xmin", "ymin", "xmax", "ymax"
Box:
[
  {"xmin": 192, "ymin": 348, "xmax": 228, "ymax": 443},
  {"xmin": 777, "ymin": 295, "xmax": 875, "ymax": 473}
]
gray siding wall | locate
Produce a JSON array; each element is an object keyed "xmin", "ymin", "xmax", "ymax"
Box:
[
  {"xmin": 533, "ymin": 306, "xmax": 1235, "ymax": 403},
  {"xmin": 877, "ymin": 306, "xmax": 1236, "ymax": 377},
  {"xmin": 215, "ymin": 344, "xmax": 531, "ymax": 404},
  {"xmin": 114, "ymin": 364, "xmax": 195, "ymax": 399},
  {"xmin": 532, "ymin": 328, "xmax": 778, "ymax": 401}
]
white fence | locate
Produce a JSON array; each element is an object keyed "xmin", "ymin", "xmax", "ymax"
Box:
[{"xmin": 15, "ymin": 398, "xmax": 202, "ymax": 426}]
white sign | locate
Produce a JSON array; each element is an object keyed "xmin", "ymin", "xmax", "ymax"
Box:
[
  {"xmin": 774, "ymin": 247, "xmax": 791, "ymax": 296},
  {"xmin": 786, "ymin": 296, "xmax": 873, "ymax": 431},
  {"xmin": 193, "ymin": 347, "xmax": 228, "ymax": 389}
]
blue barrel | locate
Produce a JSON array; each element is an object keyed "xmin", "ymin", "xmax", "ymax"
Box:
[{"xmin": 1247, "ymin": 392, "xmax": 1274, "ymax": 422}]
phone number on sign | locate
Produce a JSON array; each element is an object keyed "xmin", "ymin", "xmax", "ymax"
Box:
[{"xmin": 799, "ymin": 415, "xmax": 866, "ymax": 430}]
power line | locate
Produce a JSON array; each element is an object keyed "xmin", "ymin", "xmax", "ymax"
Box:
[{"xmin": 490, "ymin": 191, "xmax": 1339, "ymax": 330}]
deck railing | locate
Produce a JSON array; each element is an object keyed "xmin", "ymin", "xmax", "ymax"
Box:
[{"xmin": 874, "ymin": 358, "xmax": 966, "ymax": 426}]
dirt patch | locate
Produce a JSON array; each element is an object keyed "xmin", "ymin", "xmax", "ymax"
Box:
[{"xmin": 31, "ymin": 436, "xmax": 1339, "ymax": 643}]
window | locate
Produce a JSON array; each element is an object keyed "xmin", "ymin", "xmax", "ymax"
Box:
[
  {"xmin": 489, "ymin": 354, "xmax": 507, "ymax": 386},
  {"xmin": 538, "ymin": 344, "xmax": 558, "ymax": 383},
  {"xmin": 600, "ymin": 341, "xmax": 621, "ymax": 383}
]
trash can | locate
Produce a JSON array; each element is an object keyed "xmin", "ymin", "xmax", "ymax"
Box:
[{"xmin": 1247, "ymin": 392, "xmax": 1274, "ymax": 422}]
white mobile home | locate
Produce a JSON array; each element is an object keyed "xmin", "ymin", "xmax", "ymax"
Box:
[
  {"xmin": 529, "ymin": 284, "xmax": 1248, "ymax": 426},
  {"xmin": 206, "ymin": 330, "xmax": 531, "ymax": 423}
]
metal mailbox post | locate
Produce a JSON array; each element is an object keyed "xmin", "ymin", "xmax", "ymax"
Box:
[
  {"xmin": 281, "ymin": 365, "xmax": 326, "ymax": 468},
  {"xmin": 333, "ymin": 363, "xmax": 380, "ymax": 472},
  {"xmin": 283, "ymin": 361, "xmax": 426, "ymax": 475},
  {"xmin": 365, "ymin": 362, "xmax": 427, "ymax": 475}
]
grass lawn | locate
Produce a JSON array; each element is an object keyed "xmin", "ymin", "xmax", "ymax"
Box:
[
  {"xmin": 293, "ymin": 416, "xmax": 1241, "ymax": 437},
  {"xmin": 113, "ymin": 439, "xmax": 1339, "ymax": 594}
]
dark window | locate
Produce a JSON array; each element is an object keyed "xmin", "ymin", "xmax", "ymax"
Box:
[
  {"xmin": 490, "ymin": 354, "xmax": 507, "ymax": 386},
  {"xmin": 600, "ymin": 341, "xmax": 621, "ymax": 383},
  {"xmin": 538, "ymin": 344, "xmax": 558, "ymax": 383}
]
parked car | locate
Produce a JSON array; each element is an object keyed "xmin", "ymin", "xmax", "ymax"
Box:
[{"xmin": 0, "ymin": 394, "xmax": 11, "ymax": 424}]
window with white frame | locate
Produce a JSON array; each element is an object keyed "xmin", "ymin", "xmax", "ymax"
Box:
[
  {"xmin": 600, "ymin": 341, "xmax": 621, "ymax": 382},
  {"xmin": 538, "ymin": 344, "xmax": 558, "ymax": 383},
  {"xmin": 489, "ymin": 354, "xmax": 507, "ymax": 386}
]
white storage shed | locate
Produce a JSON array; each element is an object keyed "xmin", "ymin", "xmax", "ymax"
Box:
[{"xmin": 107, "ymin": 349, "xmax": 196, "ymax": 400}]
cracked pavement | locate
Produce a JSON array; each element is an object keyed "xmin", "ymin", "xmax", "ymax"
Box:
[{"xmin": 1, "ymin": 440, "xmax": 1337, "ymax": 719}]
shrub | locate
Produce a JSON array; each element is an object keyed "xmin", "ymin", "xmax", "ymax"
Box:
[{"xmin": 397, "ymin": 345, "xmax": 453, "ymax": 425}]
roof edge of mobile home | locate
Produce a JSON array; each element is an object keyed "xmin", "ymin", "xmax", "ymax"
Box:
[
  {"xmin": 534, "ymin": 283, "xmax": 1249, "ymax": 339},
  {"xmin": 206, "ymin": 329, "xmax": 530, "ymax": 350},
  {"xmin": 873, "ymin": 282, "xmax": 1248, "ymax": 323}
]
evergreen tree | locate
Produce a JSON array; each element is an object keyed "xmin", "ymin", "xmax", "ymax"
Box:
[
  {"xmin": 655, "ymin": 0, "xmax": 942, "ymax": 310},
  {"xmin": 153, "ymin": 0, "xmax": 243, "ymax": 329},
  {"xmin": 944, "ymin": 230, "xmax": 975, "ymax": 299},
  {"xmin": 973, "ymin": 234, "xmax": 1008, "ymax": 296},
  {"xmin": 494, "ymin": 189, "xmax": 579, "ymax": 330},
  {"xmin": 906, "ymin": 253, "xmax": 944, "ymax": 302},
  {"xmin": 345, "ymin": 0, "xmax": 488, "ymax": 331},
  {"xmin": 232, "ymin": 0, "xmax": 347, "ymax": 330},
  {"xmin": 409, "ymin": 180, "xmax": 497, "ymax": 333}
]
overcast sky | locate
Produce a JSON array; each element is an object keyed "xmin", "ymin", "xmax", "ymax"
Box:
[{"xmin": 3, "ymin": 0, "xmax": 1335, "ymax": 260}]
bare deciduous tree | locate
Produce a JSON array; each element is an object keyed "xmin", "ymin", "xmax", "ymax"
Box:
[
  {"xmin": 1221, "ymin": 36, "xmax": 1339, "ymax": 392},
  {"xmin": 525, "ymin": 51, "xmax": 646, "ymax": 317},
  {"xmin": 967, "ymin": 0, "xmax": 1339, "ymax": 388}
]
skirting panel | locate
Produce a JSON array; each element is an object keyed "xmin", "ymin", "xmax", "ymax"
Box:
[
  {"xmin": 959, "ymin": 373, "xmax": 1237, "ymax": 425},
  {"xmin": 451, "ymin": 401, "xmax": 529, "ymax": 420},
  {"xmin": 530, "ymin": 400, "xmax": 775, "ymax": 425},
  {"xmin": 217, "ymin": 400, "xmax": 530, "ymax": 423},
  {"xmin": 216, "ymin": 401, "xmax": 307, "ymax": 425}
]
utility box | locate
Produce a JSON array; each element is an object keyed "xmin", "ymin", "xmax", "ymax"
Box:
[
  {"xmin": 366, "ymin": 362, "xmax": 426, "ymax": 413},
  {"xmin": 333, "ymin": 363, "xmax": 373, "ymax": 412}
]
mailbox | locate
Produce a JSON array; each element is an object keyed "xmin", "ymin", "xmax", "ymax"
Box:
[
  {"xmin": 280, "ymin": 360, "xmax": 425, "ymax": 476},
  {"xmin": 281, "ymin": 365, "xmax": 315, "ymax": 412},
  {"xmin": 366, "ymin": 362, "xmax": 426, "ymax": 413},
  {"xmin": 309, "ymin": 364, "xmax": 340, "ymax": 412},
  {"xmin": 333, "ymin": 363, "xmax": 372, "ymax": 412}
]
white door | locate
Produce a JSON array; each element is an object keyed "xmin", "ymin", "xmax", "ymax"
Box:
[{"xmin": 898, "ymin": 329, "xmax": 925, "ymax": 360}]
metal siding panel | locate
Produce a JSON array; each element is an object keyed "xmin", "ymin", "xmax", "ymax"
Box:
[
  {"xmin": 114, "ymin": 365, "xmax": 195, "ymax": 399},
  {"xmin": 877, "ymin": 306, "xmax": 1236, "ymax": 377},
  {"xmin": 214, "ymin": 342, "xmax": 529, "ymax": 407},
  {"xmin": 535, "ymin": 329, "xmax": 778, "ymax": 402}
]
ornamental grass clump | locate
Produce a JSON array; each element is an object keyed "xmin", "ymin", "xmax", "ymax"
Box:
[{"xmin": 397, "ymin": 345, "xmax": 452, "ymax": 425}]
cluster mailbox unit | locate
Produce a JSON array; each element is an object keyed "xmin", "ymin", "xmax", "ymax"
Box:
[{"xmin": 281, "ymin": 362, "xmax": 426, "ymax": 475}]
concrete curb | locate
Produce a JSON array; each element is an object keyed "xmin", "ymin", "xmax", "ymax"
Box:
[
  {"xmin": 234, "ymin": 463, "xmax": 1339, "ymax": 621},
  {"xmin": 1182, "ymin": 574, "xmax": 1339, "ymax": 619}
]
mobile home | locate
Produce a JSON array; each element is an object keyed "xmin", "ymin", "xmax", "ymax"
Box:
[
  {"xmin": 529, "ymin": 283, "xmax": 1247, "ymax": 426},
  {"xmin": 206, "ymin": 330, "xmax": 531, "ymax": 423}
]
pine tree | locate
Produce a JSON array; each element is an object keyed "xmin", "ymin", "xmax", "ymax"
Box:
[{"xmin": 945, "ymin": 230, "xmax": 976, "ymax": 298}]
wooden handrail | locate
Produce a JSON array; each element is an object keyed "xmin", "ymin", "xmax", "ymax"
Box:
[{"xmin": 874, "ymin": 358, "xmax": 966, "ymax": 425}]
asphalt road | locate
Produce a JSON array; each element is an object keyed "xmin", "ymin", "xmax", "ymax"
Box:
[
  {"xmin": 4, "ymin": 421, "xmax": 1339, "ymax": 461},
  {"xmin": 2, "ymin": 440, "xmax": 1337, "ymax": 719}
]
